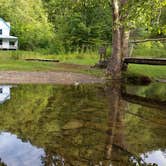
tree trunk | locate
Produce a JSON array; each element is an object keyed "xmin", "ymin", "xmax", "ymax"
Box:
[
  {"xmin": 107, "ymin": 0, "xmax": 122, "ymax": 79},
  {"xmin": 122, "ymin": 30, "xmax": 130, "ymax": 58},
  {"xmin": 121, "ymin": 29, "xmax": 130, "ymax": 70},
  {"xmin": 107, "ymin": 0, "xmax": 130, "ymax": 77}
]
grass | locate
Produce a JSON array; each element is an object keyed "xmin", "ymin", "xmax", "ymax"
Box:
[
  {"xmin": 0, "ymin": 44, "xmax": 165, "ymax": 79},
  {"xmin": 0, "ymin": 59, "xmax": 56, "ymax": 71},
  {"xmin": 132, "ymin": 42, "xmax": 166, "ymax": 58},
  {"xmin": 0, "ymin": 59, "xmax": 104, "ymax": 77},
  {"xmin": 0, "ymin": 50, "xmax": 99, "ymax": 65},
  {"xmin": 0, "ymin": 50, "xmax": 104, "ymax": 77},
  {"xmin": 128, "ymin": 43, "xmax": 166, "ymax": 79},
  {"xmin": 127, "ymin": 64, "xmax": 166, "ymax": 79}
]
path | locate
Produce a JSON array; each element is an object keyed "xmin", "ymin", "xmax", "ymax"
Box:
[{"xmin": 0, "ymin": 71, "xmax": 103, "ymax": 84}]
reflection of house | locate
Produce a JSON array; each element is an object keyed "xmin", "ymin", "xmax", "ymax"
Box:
[
  {"xmin": 0, "ymin": 18, "xmax": 18, "ymax": 50},
  {"xmin": 0, "ymin": 86, "xmax": 12, "ymax": 104}
]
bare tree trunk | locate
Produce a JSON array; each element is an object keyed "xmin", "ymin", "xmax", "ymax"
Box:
[
  {"xmin": 121, "ymin": 29, "xmax": 130, "ymax": 70},
  {"xmin": 122, "ymin": 30, "xmax": 130, "ymax": 58},
  {"xmin": 107, "ymin": 0, "xmax": 131, "ymax": 77},
  {"xmin": 107, "ymin": 0, "xmax": 122, "ymax": 79}
]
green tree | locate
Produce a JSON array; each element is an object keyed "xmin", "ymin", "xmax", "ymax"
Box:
[
  {"xmin": 43, "ymin": 0, "xmax": 112, "ymax": 52},
  {"xmin": 107, "ymin": 0, "xmax": 166, "ymax": 78},
  {"xmin": 0, "ymin": 0, "xmax": 55, "ymax": 50}
]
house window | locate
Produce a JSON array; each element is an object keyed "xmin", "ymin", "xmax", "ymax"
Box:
[
  {"xmin": 10, "ymin": 41, "xmax": 15, "ymax": 46},
  {"xmin": 0, "ymin": 88, "xmax": 2, "ymax": 93},
  {"xmin": 0, "ymin": 39, "xmax": 2, "ymax": 45},
  {"xmin": 0, "ymin": 29, "xmax": 2, "ymax": 35}
]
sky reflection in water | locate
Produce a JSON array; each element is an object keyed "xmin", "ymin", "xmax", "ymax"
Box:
[
  {"xmin": 0, "ymin": 132, "xmax": 44, "ymax": 166},
  {"xmin": 142, "ymin": 151, "xmax": 166, "ymax": 166}
]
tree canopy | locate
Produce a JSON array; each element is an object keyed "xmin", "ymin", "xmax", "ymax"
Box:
[
  {"xmin": 42, "ymin": 0, "xmax": 113, "ymax": 52},
  {"xmin": 107, "ymin": 0, "xmax": 166, "ymax": 78},
  {"xmin": 0, "ymin": 0, "xmax": 165, "ymax": 52},
  {"xmin": 0, "ymin": 0, "xmax": 54, "ymax": 50}
]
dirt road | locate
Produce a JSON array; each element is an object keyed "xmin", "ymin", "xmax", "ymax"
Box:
[{"xmin": 0, "ymin": 71, "xmax": 103, "ymax": 84}]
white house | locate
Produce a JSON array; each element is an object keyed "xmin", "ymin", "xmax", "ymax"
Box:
[
  {"xmin": 0, "ymin": 85, "xmax": 12, "ymax": 104},
  {"xmin": 0, "ymin": 18, "xmax": 18, "ymax": 50}
]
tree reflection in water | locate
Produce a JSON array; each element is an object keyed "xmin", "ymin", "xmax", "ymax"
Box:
[
  {"xmin": 0, "ymin": 83, "xmax": 165, "ymax": 166},
  {"xmin": 105, "ymin": 81, "xmax": 165, "ymax": 166}
]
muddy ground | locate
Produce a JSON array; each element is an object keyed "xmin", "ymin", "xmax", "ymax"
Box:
[{"xmin": 0, "ymin": 71, "xmax": 103, "ymax": 84}]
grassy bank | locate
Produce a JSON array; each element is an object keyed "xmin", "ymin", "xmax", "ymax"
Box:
[
  {"xmin": 0, "ymin": 42, "xmax": 165, "ymax": 64},
  {"xmin": 126, "ymin": 64, "xmax": 166, "ymax": 79},
  {"xmin": 0, "ymin": 50, "xmax": 99, "ymax": 65},
  {"xmin": 0, "ymin": 47, "xmax": 165, "ymax": 79},
  {"xmin": 132, "ymin": 42, "xmax": 166, "ymax": 58},
  {"xmin": 0, "ymin": 59, "xmax": 104, "ymax": 77},
  {"xmin": 0, "ymin": 50, "xmax": 104, "ymax": 77}
]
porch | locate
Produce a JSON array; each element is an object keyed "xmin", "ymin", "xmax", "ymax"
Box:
[{"xmin": 0, "ymin": 36, "xmax": 18, "ymax": 50}]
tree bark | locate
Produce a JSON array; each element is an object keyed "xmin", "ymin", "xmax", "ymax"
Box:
[
  {"xmin": 107, "ymin": 0, "xmax": 122, "ymax": 79},
  {"xmin": 121, "ymin": 30, "xmax": 130, "ymax": 58},
  {"xmin": 107, "ymin": 0, "xmax": 130, "ymax": 78},
  {"xmin": 121, "ymin": 29, "xmax": 130, "ymax": 70}
]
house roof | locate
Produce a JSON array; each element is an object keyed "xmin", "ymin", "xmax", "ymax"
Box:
[
  {"xmin": 0, "ymin": 35, "xmax": 18, "ymax": 39},
  {"xmin": 0, "ymin": 18, "xmax": 10, "ymax": 29}
]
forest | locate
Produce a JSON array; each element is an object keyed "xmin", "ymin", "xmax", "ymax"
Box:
[{"xmin": 0, "ymin": 0, "xmax": 165, "ymax": 53}]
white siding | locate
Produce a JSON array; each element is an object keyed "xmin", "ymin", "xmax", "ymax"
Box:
[
  {"xmin": 0, "ymin": 18, "xmax": 18, "ymax": 50},
  {"xmin": 2, "ymin": 39, "xmax": 9, "ymax": 49},
  {"xmin": 0, "ymin": 20, "xmax": 10, "ymax": 36}
]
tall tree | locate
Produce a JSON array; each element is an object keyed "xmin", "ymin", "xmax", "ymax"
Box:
[{"xmin": 107, "ymin": 0, "xmax": 166, "ymax": 79}]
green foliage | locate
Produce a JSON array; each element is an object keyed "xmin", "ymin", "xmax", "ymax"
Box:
[
  {"xmin": 133, "ymin": 41, "xmax": 166, "ymax": 58},
  {"xmin": 151, "ymin": 7, "xmax": 166, "ymax": 37},
  {"xmin": 0, "ymin": 0, "xmax": 56, "ymax": 51},
  {"xmin": 43, "ymin": 0, "xmax": 112, "ymax": 52},
  {"xmin": 0, "ymin": 0, "xmax": 165, "ymax": 61},
  {"xmin": 0, "ymin": 0, "xmax": 165, "ymax": 54},
  {"xmin": 122, "ymin": 0, "xmax": 166, "ymax": 31}
]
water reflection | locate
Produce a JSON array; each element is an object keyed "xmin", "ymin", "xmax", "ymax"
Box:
[
  {"xmin": 0, "ymin": 85, "xmax": 12, "ymax": 104},
  {"xmin": 0, "ymin": 82, "xmax": 165, "ymax": 166},
  {"xmin": 0, "ymin": 132, "xmax": 44, "ymax": 166},
  {"xmin": 141, "ymin": 150, "xmax": 166, "ymax": 166}
]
